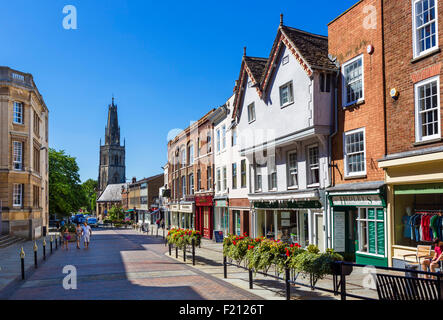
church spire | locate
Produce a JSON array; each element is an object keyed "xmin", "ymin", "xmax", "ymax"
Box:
[{"xmin": 105, "ymin": 96, "xmax": 120, "ymax": 146}]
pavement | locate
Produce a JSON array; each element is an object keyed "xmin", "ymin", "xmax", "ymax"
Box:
[{"xmin": 0, "ymin": 229, "xmax": 263, "ymax": 300}]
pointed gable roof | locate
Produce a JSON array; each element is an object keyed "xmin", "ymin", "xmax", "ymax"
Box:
[
  {"xmin": 232, "ymin": 55, "xmax": 268, "ymax": 119},
  {"xmin": 260, "ymin": 25, "xmax": 337, "ymax": 94}
]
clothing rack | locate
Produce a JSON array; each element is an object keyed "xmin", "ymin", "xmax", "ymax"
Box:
[{"xmin": 414, "ymin": 209, "xmax": 443, "ymax": 214}]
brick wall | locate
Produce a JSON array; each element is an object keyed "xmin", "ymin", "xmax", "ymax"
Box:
[
  {"xmin": 383, "ymin": 0, "xmax": 443, "ymax": 154},
  {"xmin": 328, "ymin": 0, "xmax": 386, "ymax": 184}
]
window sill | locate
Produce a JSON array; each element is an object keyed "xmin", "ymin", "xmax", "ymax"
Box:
[
  {"xmin": 413, "ymin": 137, "xmax": 442, "ymax": 146},
  {"xmin": 344, "ymin": 174, "xmax": 367, "ymax": 180},
  {"xmin": 280, "ymin": 101, "xmax": 294, "ymax": 109},
  {"xmin": 411, "ymin": 47, "xmax": 441, "ymax": 64},
  {"xmin": 307, "ymin": 183, "xmax": 320, "ymax": 188},
  {"xmin": 343, "ymin": 99, "xmax": 365, "ymax": 109},
  {"xmin": 287, "ymin": 186, "xmax": 299, "ymax": 190}
]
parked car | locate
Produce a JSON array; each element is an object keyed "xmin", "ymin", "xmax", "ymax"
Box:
[
  {"xmin": 71, "ymin": 214, "xmax": 86, "ymax": 224},
  {"xmin": 87, "ymin": 216, "xmax": 98, "ymax": 227}
]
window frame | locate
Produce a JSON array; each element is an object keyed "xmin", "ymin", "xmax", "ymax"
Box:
[
  {"xmin": 222, "ymin": 166, "xmax": 227, "ymax": 191},
  {"xmin": 412, "ymin": 0, "xmax": 439, "ymax": 59},
  {"xmin": 279, "ymin": 81, "xmax": 294, "ymax": 108},
  {"xmin": 287, "ymin": 150, "xmax": 298, "ymax": 189},
  {"xmin": 216, "ymin": 129, "xmax": 221, "ymax": 152},
  {"xmin": 222, "ymin": 125, "xmax": 226, "ymax": 150},
  {"xmin": 188, "ymin": 173, "xmax": 194, "ymax": 195},
  {"xmin": 267, "ymin": 153, "xmax": 277, "ymax": 191},
  {"xmin": 414, "ymin": 75, "xmax": 441, "ymax": 142},
  {"xmin": 356, "ymin": 207, "xmax": 386, "ymax": 257},
  {"xmin": 343, "ymin": 127, "xmax": 367, "ymax": 177},
  {"xmin": 307, "ymin": 144, "xmax": 320, "ymax": 187},
  {"xmin": 216, "ymin": 168, "xmax": 221, "ymax": 192},
  {"xmin": 13, "ymin": 184, "xmax": 23, "ymax": 207},
  {"xmin": 247, "ymin": 103, "xmax": 256, "ymax": 123},
  {"xmin": 241, "ymin": 160, "xmax": 247, "ymax": 188},
  {"xmin": 232, "ymin": 163, "xmax": 237, "ymax": 190},
  {"xmin": 13, "ymin": 101, "xmax": 24, "ymax": 124},
  {"xmin": 254, "ymin": 164, "xmax": 262, "ymax": 192},
  {"xmin": 13, "ymin": 141, "xmax": 23, "ymax": 171},
  {"xmin": 342, "ymin": 54, "xmax": 365, "ymax": 108}
]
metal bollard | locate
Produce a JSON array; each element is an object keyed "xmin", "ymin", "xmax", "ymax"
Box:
[
  {"xmin": 340, "ymin": 262, "xmax": 347, "ymax": 301},
  {"xmin": 50, "ymin": 236, "xmax": 53, "ymax": 253},
  {"xmin": 42, "ymin": 238, "xmax": 46, "ymax": 261},
  {"xmin": 156, "ymin": 227, "xmax": 158, "ymax": 238},
  {"xmin": 285, "ymin": 267, "xmax": 291, "ymax": 300},
  {"xmin": 183, "ymin": 246, "xmax": 186, "ymax": 262},
  {"xmin": 33, "ymin": 241, "xmax": 38, "ymax": 268},
  {"xmin": 192, "ymin": 238, "xmax": 195, "ymax": 266},
  {"xmin": 223, "ymin": 256, "xmax": 227, "ymax": 279},
  {"xmin": 168, "ymin": 243, "xmax": 172, "ymax": 256},
  {"xmin": 176, "ymin": 246, "xmax": 178, "ymax": 259},
  {"xmin": 55, "ymin": 235, "xmax": 58, "ymax": 250},
  {"xmin": 163, "ymin": 228, "xmax": 165, "ymax": 239},
  {"xmin": 249, "ymin": 269, "xmax": 253, "ymax": 289},
  {"xmin": 20, "ymin": 247, "xmax": 25, "ymax": 280}
]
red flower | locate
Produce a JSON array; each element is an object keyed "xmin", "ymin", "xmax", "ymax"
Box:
[
  {"xmin": 233, "ymin": 241, "xmax": 237, "ymax": 245},
  {"xmin": 290, "ymin": 244, "xmax": 294, "ymax": 248}
]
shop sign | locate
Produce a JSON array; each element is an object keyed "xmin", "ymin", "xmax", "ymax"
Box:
[
  {"xmin": 171, "ymin": 204, "xmax": 179, "ymax": 211},
  {"xmin": 215, "ymin": 200, "xmax": 228, "ymax": 207},
  {"xmin": 196, "ymin": 196, "xmax": 213, "ymax": 207},
  {"xmin": 180, "ymin": 204, "xmax": 193, "ymax": 213},
  {"xmin": 334, "ymin": 211, "xmax": 346, "ymax": 252},
  {"xmin": 394, "ymin": 183, "xmax": 443, "ymax": 195},
  {"xmin": 331, "ymin": 194, "xmax": 383, "ymax": 207},
  {"xmin": 254, "ymin": 200, "xmax": 322, "ymax": 209}
]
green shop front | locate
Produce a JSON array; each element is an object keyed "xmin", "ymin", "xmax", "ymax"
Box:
[{"xmin": 327, "ymin": 182, "xmax": 388, "ymax": 267}]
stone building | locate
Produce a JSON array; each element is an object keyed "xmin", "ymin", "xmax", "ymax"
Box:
[
  {"xmin": 0, "ymin": 67, "xmax": 49, "ymax": 239},
  {"xmin": 98, "ymin": 97, "xmax": 126, "ymax": 193}
]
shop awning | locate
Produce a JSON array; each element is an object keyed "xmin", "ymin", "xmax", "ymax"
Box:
[
  {"xmin": 149, "ymin": 209, "xmax": 160, "ymax": 215},
  {"xmin": 126, "ymin": 209, "xmax": 135, "ymax": 213}
]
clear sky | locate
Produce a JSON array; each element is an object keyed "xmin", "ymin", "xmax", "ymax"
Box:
[{"xmin": 0, "ymin": 0, "xmax": 358, "ymax": 182}]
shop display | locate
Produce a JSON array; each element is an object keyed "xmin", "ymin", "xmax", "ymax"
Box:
[{"xmin": 403, "ymin": 210, "xmax": 443, "ymax": 243}]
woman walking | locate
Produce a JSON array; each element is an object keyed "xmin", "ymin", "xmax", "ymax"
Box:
[
  {"xmin": 76, "ymin": 224, "xmax": 82, "ymax": 249},
  {"xmin": 63, "ymin": 227, "xmax": 71, "ymax": 250}
]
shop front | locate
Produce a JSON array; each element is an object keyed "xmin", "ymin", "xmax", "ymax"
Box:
[
  {"xmin": 195, "ymin": 195, "xmax": 213, "ymax": 239},
  {"xmin": 251, "ymin": 195, "xmax": 325, "ymax": 251},
  {"xmin": 327, "ymin": 181, "xmax": 388, "ymax": 267},
  {"xmin": 229, "ymin": 198, "xmax": 251, "ymax": 236},
  {"xmin": 214, "ymin": 197, "xmax": 229, "ymax": 238},
  {"xmin": 178, "ymin": 202, "xmax": 194, "ymax": 229},
  {"xmin": 170, "ymin": 204, "xmax": 180, "ymax": 229},
  {"xmin": 379, "ymin": 149, "xmax": 443, "ymax": 268}
]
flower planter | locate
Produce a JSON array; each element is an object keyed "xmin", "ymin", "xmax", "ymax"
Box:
[{"xmin": 331, "ymin": 262, "xmax": 353, "ymax": 276}]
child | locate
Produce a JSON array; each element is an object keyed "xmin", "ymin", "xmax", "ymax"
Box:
[
  {"xmin": 63, "ymin": 227, "xmax": 71, "ymax": 250},
  {"xmin": 76, "ymin": 224, "xmax": 82, "ymax": 249}
]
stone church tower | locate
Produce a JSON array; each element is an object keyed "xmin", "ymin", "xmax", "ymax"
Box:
[{"xmin": 98, "ymin": 97, "xmax": 126, "ymax": 193}]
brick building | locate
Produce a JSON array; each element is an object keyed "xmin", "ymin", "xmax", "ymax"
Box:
[
  {"xmin": 327, "ymin": 0, "xmax": 388, "ymax": 266},
  {"xmin": 0, "ymin": 67, "xmax": 49, "ymax": 239},
  {"xmin": 167, "ymin": 109, "xmax": 215, "ymax": 235},
  {"xmin": 379, "ymin": 0, "xmax": 443, "ymax": 267}
]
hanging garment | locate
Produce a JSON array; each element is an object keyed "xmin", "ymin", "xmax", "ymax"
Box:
[
  {"xmin": 430, "ymin": 215, "xmax": 438, "ymax": 240},
  {"xmin": 403, "ymin": 215, "xmax": 412, "ymax": 238},
  {"xmin": 413, "ymin": 215, "xmax": 422, "ymax": 242}
]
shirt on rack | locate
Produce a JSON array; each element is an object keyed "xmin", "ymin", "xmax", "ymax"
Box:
[
  {"xmin": 413, "ymin": 215, "xmax": 422, "ymax": 242},
  {"xmin": 430, "ymin": 215, "xmax": 438, "ymax": 240},
  {"xmin": 402, "ymin": 215, "xmax": 412, "ymax": 239}
]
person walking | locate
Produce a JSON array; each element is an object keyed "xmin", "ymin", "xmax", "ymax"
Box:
[
  {"xmin": 63, "ymin": 227, "xmax": 71, "ymax": 250},
  {"xmin": 75, "ymin": 224, "xmax": 82, "ymax": 249},
  {"xmin": 81, "ymin": 222, "xmax": 92, "ymax": 249}
]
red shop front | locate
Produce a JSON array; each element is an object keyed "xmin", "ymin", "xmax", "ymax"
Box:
[{"xmin": 195, "ymin": 195, "xmax": 213, "ymax": 239}]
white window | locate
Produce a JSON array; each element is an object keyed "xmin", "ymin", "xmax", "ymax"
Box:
[
  {"xmin": 13, "ymin": 102, "xmax": 23, "ymax": 124},
  {"xmin": 279, "ymin": 81, "xmax": 294, "ymax": 107},
  {"xmin": 287, "ymin": 151, "xmax": 298, "ymax": 188},
  {"xmin": 267, "ymin": 154, "xmax": 277, "ymax": 190},
  {"xmin": 189, "ymin": 144, "xmax": 194, "ymax": 165},
  {"xmin": 342, "ymin": 55, "xmax": 364, "ymax": 107},
  {"xmin": 247, "ymin": 103, "xmax": 256, "ymax": 123},
  {"xmin": 13, "ymin": 141, "xmax": 23, "ymax": 171},
  {"xmin": 232, "ymin": 129, "xmax": 237, "ymax": 146},
  {"xmin": 13, "ymin": 184, "xmax": 23, "ymax": 207},
  {"xmin": 254, "ymin": 164, "xmax": 262, "ymax": 192},
  {"xmin": 344, "ymin": 128, "xmax": 366, "ymax": 176},
  {"xmin": 181, "ymin": 176, "xmax": 186, "ymax": 196},
  {"xmin": 207, "ymin": 133, "xmax": 212, "ymax": 153},
  {"xmin": 413, "ymin": 0, "xmax": 438, "ymax": 58},
  {"xmin": 222, "ymin": 166, "xmax": 227, "ymax": 191},
  {"xmin": 415, "ymin": 76, "xmax": 441, "ymax": 142},
  {"xmin": 232, "ymin": 163, "xmax": 237, "ymax": 189},
  {"xmin": 216, "ymin": 168, "xmax": 221, "ymax": 192},
  {"xmin": 216, "ymin": 129, "xmax": 221, "ymax": 152},
  {"xmin": 180, "ymin": 147, "xmax": 186, "ymax": 167},
  {"xmin": 189, "ymin": 173, "xmax": 194, "ymax": 194},
  {"xmin": 307, "ymin": 145, "xmax": 320, "ymax": 186},
  {"xmin": 222, "ymin": 125, "xmax": 226, "ymax": 150}
]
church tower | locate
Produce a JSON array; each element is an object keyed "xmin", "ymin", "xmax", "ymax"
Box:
[{"xmin": 98, "ymin": 97, "xmax": 126, "ymax": 193}]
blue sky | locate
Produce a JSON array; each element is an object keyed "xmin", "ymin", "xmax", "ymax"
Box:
[{"xmin": 0, "ymin": 0, "xmax": 358, "ymax": 182}]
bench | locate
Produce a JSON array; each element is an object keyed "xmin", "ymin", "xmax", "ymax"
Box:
[{"xmin": 375, "ymin": 273, "xmax": 443, "ymax": 300}]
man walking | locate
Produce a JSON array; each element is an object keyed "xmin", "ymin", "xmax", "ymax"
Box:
[{"xmin": 82, "ymin": 222, "xmax": 92, "ymax": 249}]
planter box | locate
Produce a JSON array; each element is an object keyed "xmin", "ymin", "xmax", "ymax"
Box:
[{"xmin": 331, "ymin": 262, "xmax": 353, "ymax": 276}]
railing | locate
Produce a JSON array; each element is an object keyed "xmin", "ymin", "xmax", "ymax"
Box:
[{"xmin": 222, "ymin": 256, "xmax": 443, "ymax": 301}]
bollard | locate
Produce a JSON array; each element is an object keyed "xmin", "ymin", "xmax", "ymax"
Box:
[
  {"xmin": 192, "ymin": 238, "xmax": 195, "ymax": 266},
  {"xmin": 249, "ymin": 269, "xmax": 253, "ymax": 289},
  {"xmin": 50, "ymin": 235, "xmax": 53, "ymax": 253},
  {"xmin": 59, "ymin": 234, "xmax": 62, "ymax": 246},
  {"xmin": 340, "ymin": 262, "xmax": 347, "ymax": 301},
  {"xmin": 176, "ymin": 246, "xmax": 178, "ymax": 259},
  {"xmin": 285, "ymin": 267, "xmax": 291, "ymax": 300},
  {"xmin": 156, "ymin": 227, "xmax": 158, "ymax": 238},
  {"xmin": 20, "ymin": 247, "xmax": 25, "ymax": 280},
  {"xmin": 223, "ymin": 256, "xmax": 227, "ymax": 279},
  {"xmin": 42, "ymin": 238, "xmax": 46, "ymax": 261},
  {"xmin": 169, "ymin": 243, "xmax": 172, "ymax": 256},
  {"xmin": 33, "ymin": 241, "xmax": 38, "ymax": 269},
  {"xmin": 183, "ymin": 245, "xmax": 186, "ymax": 262},
  {"xmin": 163, "ymin": 228, "xmax": 165, "ymax": 239},
  {"xmin": 55, "ymin": 235, "xmax": 58, "ymax": 250}
]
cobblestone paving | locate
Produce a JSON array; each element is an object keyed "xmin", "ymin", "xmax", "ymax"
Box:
[{"xmin": 1, "ymin": 229, "xmax": 262, "ymax": 300}]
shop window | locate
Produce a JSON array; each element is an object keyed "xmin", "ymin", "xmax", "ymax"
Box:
[
  {"xmin": 344, "ymin": 128, "xmax": 366, "ymax": 177},
  {"xmin": 357, "ymin": 208, "xmax": 385, "ymax": 256},
  {"xmin": 415, "ymin": 76, "xmax": 440, "ymax": 142},
  {"xmin": 413, "ymin": 0, "xmax": 438, "ymax": 58}
]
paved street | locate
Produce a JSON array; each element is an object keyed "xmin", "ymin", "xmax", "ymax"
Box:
[{"xmin": 0, "ymin": 229, "xmax": 262, "ymax": 300}]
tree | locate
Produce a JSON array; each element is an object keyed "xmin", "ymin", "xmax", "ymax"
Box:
[
  {"xmin": 81, "ymin": 179, "xmax": 98, "ymax": 214},
  {"xmin": 108, "ymin": 205, "xmax": 124, "ymax": 221},
  {"xmin": 49, "ymin": 148, "xmax": 85, "ymax": 218}
]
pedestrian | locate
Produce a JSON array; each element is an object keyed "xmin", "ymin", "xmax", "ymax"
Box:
[
  {"xmin": 63, "ymin": 227, "xmax": 71, "ymax": 250},
  {"xmin": 75, "ymin": 223, "xmax": 82, "ymax": 249},
  {"xmin": 161, "ymin": 219, "xmax": 165, "ymax": 230},
  {"xmin": 82, "ymin": 222, "xmax": 92, "ymax": 249}
]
